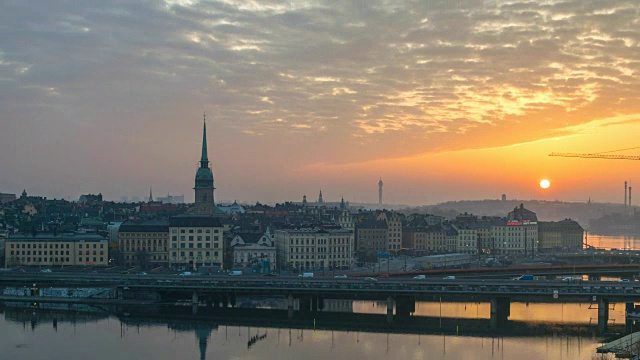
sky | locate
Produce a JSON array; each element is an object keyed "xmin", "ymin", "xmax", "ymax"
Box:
[{"xmin": 2, "ymin": 0, "xmax": 640, "ymax": 206}]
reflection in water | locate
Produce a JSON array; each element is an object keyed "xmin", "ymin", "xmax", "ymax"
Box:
[
  {"xmin": 354, "ymin": 300, "xmax": 628, "ymax": 324},
  {"xmin": 0, "ymin": 301, "xmax": 633, "ymax": 360},
  {"xmin": 586, "ymin": 233, "xmax": 640, "ymax": 250}
]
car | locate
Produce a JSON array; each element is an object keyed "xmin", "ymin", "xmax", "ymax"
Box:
[
  {"xmin": 138, "ymin": 272, "xmax": 148, "ymax": 276},
  {"xmin": 334, "ymin": 274, "xmax": 348, "ymax": 279},
  {"xmin": 178, "ymin": 272, "xmax": 192, "ymax": 276},
  {"xmin": 413, "ymin": 275, "xmax": 426, "ymax": 280},
  {"xmin": 229, "ymin": 270, "xmax": 243, "ymax": 276},
  {"xmin": 619, "ymin": 279, "xmax": 631, "ymax": 282},
  {"xmin": 262, "ymin": 273, "xmax": 278, "ymax": 277},
  {"xmin": 364, "ymin": 277, "xmax": 378, "ymax": 282},
  {"xmin": 562, "ymin": 276, "xmax": 578, "ymax": 282},
  {"xmin": 40, "ymin": 269, "xmax": 52, "ymax": 273},
  {"xmin": 299, "ymin": 272, "xmax": 314, "ymax": 278},
  {"xmin": 442, "ymin": 276, "xmax": 456, "ymax": 280}
]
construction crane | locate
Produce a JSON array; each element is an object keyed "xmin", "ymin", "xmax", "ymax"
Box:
[
  {"xmin": 549, "ymin": 146, "xmax": 640, "ymax": 160},
  {"xmin": 549, "ymin": 152, "xmax": 640, "ymax": 160}
]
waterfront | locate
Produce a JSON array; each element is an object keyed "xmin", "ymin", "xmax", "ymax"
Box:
[
  {"xmin": 0, "ymin": 301, "xmax": 625, "ymax": 360},
  {"xmin": 586, "ymin": 233, "xmax": 640, "ymax": 251}
]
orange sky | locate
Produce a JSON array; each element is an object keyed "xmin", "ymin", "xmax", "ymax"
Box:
[{"xmin": 2, "ymin": 1, "xmax": 640, "ymax": 205}]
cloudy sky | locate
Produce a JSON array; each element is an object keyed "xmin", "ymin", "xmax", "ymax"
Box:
[{"xmin": 2, "ymin": 0, "xmax": 640, "ymax": 205}]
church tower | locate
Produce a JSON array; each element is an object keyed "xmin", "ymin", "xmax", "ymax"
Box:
[{"xmin": 194, "ymin": 113, "xmax": 215, "ymax": 205}]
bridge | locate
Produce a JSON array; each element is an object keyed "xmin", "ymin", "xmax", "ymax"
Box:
[
  {"xmin": 370, "ymin": 263, "xmax": 640, "ymax": 279},
  {"xmin": 1, "ymin": 272, "xmax": 639, "ymax": 333}
]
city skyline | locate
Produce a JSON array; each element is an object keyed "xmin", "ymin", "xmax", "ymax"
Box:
[{"xmin": 3, "ymin": 1, "xmax": 640, "ymax": 205}]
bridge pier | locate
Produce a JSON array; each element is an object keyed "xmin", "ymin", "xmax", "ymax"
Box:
[
  {"xmin": 222, "ymin": 294, "xmax": 229, "ymax": 308},
  {"xmin": 229, "ymin": 293, "xmax": 236, "ymax": 308},
  {"xmin": 386, "ymin": 296, "xmax": 394, "ymax": 324},
  {"xmin": 311, "ymin": 297, "xmax": 318, "ymax": 313},
  {"xmin": 490, "ymin": 297, "xmax": 510, "ymax": 329},
  {"xmin": 300, "ymin": 297, "xmax": 311, "ymax": 314},
  {"xmin": 626, "ymin": 302, "xmax": 635, "ymax": 333},
  {"xmin": 192, "ymin": 292, "xmax": 199, "ymax": 315},
  {"xmin": 287, "ymin": 294, "xmax": 294, "ymax": 319},
  {"xmin": 318, "ymin": 296, "xmax": 324, "ymax": 311},
  {"xmin": 598, "ymin": 298, "xmax": 609, "ymax": 334},
  {"xmin": 395, "ymin": 296, "xmax": 414, "ymax": 320}
]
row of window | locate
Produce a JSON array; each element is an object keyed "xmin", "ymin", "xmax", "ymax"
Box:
[
  {"xmin": 171, "ymin": 251, "xmax": 219, "ymax": 257},
  {"xmin": 282, "ymin": 238, "xmax": 351, "ymax": 245},
  {"xmin": 14, "ymin": 257, "xmax": 104, "ymax": 263},
  {"xmin": 9, "ymin": 250, "xmax": 103, "ymax": 256},
  {"xmin": 122, "ymin": 247, "xmax": 167, "ymax": 252},
  {"xmin": 122, "ymin": 240, "xmax": 167, "ymax": 245},
  {"xmin": 171, "ymin": 228, "xmax": 220, "ymax": 234},
  {"xmin": 172, "ymin": 235, "xmax": 219, "ymax": 241},
  {"xmin": 173, "ymin": 242, "xmax": 219, "ymax": 249},
  {"xmin": 10, "ymin": 243, "xmax": 103, "ymax": 249}
]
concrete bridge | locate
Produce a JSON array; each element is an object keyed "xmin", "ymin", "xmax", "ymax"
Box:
[{"xmin": 2, "ymin": 273, "xmax": 639, "ymax": 333}]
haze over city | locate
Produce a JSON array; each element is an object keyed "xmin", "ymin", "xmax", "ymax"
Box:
[{"xmin": 3, "ymin": 1, "xmax": 640, "ymax": 205}]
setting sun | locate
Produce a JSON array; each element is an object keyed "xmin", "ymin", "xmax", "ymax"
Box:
[{"xmin": 540, "ymin": 179, "xmax": 551, "ymax": 189}]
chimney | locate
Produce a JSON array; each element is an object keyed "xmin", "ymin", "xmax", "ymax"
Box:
[
  {"xmin": 625, "ymin": 181, "xmax": 628, "ymax": 207},
  {"xmin": 630, "ymin": 187, "xmax": 632, "ymax": 208}
]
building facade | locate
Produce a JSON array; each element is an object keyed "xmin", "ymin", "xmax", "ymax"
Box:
[
  {"xmin": 452, "ymin": 224, "xmax": 478, "ymax": 255},
  {"xmin": 355, "ymin": 219, "xmax": 388, "ymax": 256},
  {"xmin": 169, "ymin": 216, "xmax": 224, "ymax": 270},
  {"xmin": 5, "ymin": 232, "xmax": 108, "ymax": 267},
  {"xmin": 376, "ymin": 211, "xmax": 403, "ymax": 253},
  {"xmin": 229, "ymin": 232, "xmax": 276, "ymax": 272},
  {"xmin": 118, "ymin": 220, "xmax": 169, "ymax": 267},
  {"xmin": 538, "ymin": 219, "xmax": 584, "ymax": 252},
  {"xmin": 275, "ymin": 228, "xmax": 353, "ymax": 272}
]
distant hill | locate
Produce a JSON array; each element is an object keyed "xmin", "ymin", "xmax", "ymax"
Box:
[{"xmin": 398, "ymin": 199, "xmax": 632, "ymax": 231}]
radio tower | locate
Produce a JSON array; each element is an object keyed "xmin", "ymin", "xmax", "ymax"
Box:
[{"xmin": 378, "ymin": 177, "xmax": 383, "ymax": 205}]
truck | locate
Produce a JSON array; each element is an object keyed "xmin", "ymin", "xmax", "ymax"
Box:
[
  {"xmin": 299, "ymin": 272, "xmax": 314, "ymax": 278},
  {"xmin": 229, "ymin": 270, "xmax": 243, "ymax": 276}
]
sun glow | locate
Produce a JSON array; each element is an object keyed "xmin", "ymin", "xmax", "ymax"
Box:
[{"xmin": 540, "ymin": 179, "xmax": 551, "ymax": 189}]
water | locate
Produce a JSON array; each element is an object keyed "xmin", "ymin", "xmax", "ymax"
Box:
[
  {"xmin": 0, "ymin": 301, "xmax": 626, "ymax": 360},
  {"xmin": 586, "ymin": 233, "xmax": 640, "ymax": 250}
]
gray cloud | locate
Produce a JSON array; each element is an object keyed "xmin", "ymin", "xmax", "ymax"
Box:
[{"xmin": 2, "ymin": 0, "xmax": 640, "ymax": 203}]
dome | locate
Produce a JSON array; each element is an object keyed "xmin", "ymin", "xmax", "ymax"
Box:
[{"xmin": 195, "ymin": 167, "xmax": 213, "ymax": 181}]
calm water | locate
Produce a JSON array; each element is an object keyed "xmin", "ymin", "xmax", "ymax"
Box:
[
  {"xmin": 586, "ymin": 233, "xmax": 640, "ymax": 250},
  {"xmin": 0, "ymin": 301, "xmax": 625, "ymax": 360}
]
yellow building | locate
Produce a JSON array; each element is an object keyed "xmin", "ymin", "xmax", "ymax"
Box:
[
  {"xmin": 376, "ymin": 211, "xmax": 403, "ymax": 253},
  {"xmin": 275, "ymin": 228, "xmax": 353, "ymax": 272},
  {"xmin": 5, "ymin": 232, "xmax": 108, "ymax": 267},
  {"xmin": 118, "ymin": 220, "xmax": 170, "ymax": 267},
  {"xmin": 169, "ymin": 216, "xmax": 225, "ymax": 270},
  {"xmin": 538, "ymin": 220, "xmax": 584, "ymax": 252}
]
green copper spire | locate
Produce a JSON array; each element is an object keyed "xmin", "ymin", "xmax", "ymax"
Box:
[{"xmin": 200, "ymin": 112, "xmax": 209, "ymax": 167}]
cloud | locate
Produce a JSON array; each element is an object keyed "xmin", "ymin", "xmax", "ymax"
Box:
[{"xmin": 2, "ymin": 0, "xmax": 640, "ymax": 202}]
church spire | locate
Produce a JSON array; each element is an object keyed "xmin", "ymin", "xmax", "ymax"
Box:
[
  {"xmin": 200, "ymin": 112, "xmax": 209, "ymax": 167},
  {"xmin": 149, "ymin": 186, "xmax": 153, "ymax": 202}
]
